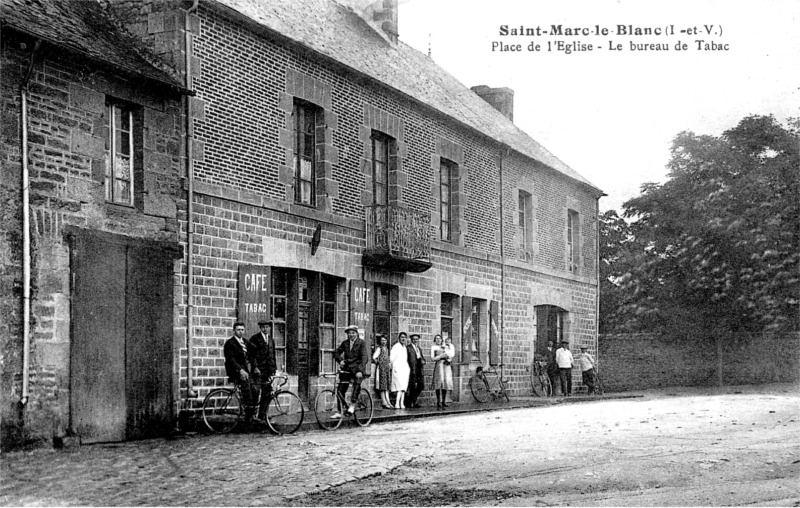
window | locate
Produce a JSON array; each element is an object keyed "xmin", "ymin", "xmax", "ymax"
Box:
[
  {"xmin": 440, "ymin": 159, "xmax": 456, "ymax": 241},
  {"xmin": 440, "ymin": 294, "xmax": 454, "ymax": 343},
  {"xmin": 518, "ymin": 190, "xmax": 532, "ymax": 259},
  {"xmin": 373, "ymin": 284, "xmax": 392, "ymax": 342},
  {"xmin": 271, "ymin": 268, "xmax": 289, "ymax": 371},
  {"xmin": 293, "ymin": 101, "xmax": 318, "ymax": 206},
  {"xmin": 568, "ymin": 210, "xmax": 580, "ymax": 273},
  {"xmin": 536, "ymin": 305, "xmax": 565, "ymax": 356},
  {"xmin": 105, "ymin": 102, "xmax": 135, "ymax": 206},
  {"xmin": 440, "ymin": 293, "xmax": 457, "ymax": 362},
  {"xmin": 470, "ymin": 300, "xmax": 482, "ymax": 361},
  {"xmin": 371, "ymin": 132, "xmax": 390, "ymax": 207},
  {"xmin": 319, "ymin": 275, "xmax": 338, "ymax": 374}
]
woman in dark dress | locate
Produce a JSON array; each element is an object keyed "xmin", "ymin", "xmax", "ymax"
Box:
[{"xmin": 372, "ymin": 334, "xmax": 392, "ymax": 408}]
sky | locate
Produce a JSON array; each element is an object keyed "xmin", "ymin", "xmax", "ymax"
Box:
[{"xmin": 398, "ymin": 0, "xmax": 800, "ymax": 212}]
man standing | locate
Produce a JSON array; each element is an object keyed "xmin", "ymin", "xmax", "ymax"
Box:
[
  {"xmin": 578, "ymin": 345, "xmax": 597, "ymax": 395},
  {"xmin": 546, "ymin": 340, "xmax": 559, "ymax": 395},
  {"xmin": 405, "ymin": 333, "xmax": 426, "ymax": 408},
  {"xmin": 248, "ymin": 320, "xmax": 277, "ymax": 420},
  {"xmin": 333, "ymin": 325, "xmax": 369, "ymax": 418},
  {"xmin": 555, "ymin": 340, "xmax": 574, "ymax": 396},
  {"xmin": 223, "ymin": 322, "xmax": 259, "ymax": 422}
]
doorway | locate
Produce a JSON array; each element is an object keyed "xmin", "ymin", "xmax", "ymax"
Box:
[{"xmin": 70, "ymin": 230, "xmax": 179, "ymax": 443}]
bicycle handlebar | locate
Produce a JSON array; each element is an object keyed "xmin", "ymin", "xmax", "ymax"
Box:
[{"xmin": 271, "ymin": 374, "xmax": 289, "ymax": 388}]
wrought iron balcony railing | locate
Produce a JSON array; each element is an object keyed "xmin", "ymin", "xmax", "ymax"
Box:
[{"xmin": 364, "ymin": 205, "xmax": 432, "ymax": 273}]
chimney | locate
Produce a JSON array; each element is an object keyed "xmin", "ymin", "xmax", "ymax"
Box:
[
  {"xmin": 371, "ymin": 0, "xmax": 398, "ymax": 44},
  {"xmin": 341, "ymin": 0, "xmax": 398, "ymax": 45},
  {"xmin": 471, "ymin": 85, "xmax": 514, "ymax": 122}
]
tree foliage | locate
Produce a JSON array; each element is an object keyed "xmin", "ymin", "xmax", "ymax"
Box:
[{"xmin": 601, "ymin": 115, "xmax": 800, "ymax": 336}]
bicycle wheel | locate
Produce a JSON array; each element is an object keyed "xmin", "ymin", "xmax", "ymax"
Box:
[
  {"xmin": 266, "ymin": 390, "xmax": 304, "ymax": 435},
  {"xmin": 314, "ymin": 389, "xmax": 343, "ymax": 431},
  {"xmin": 469, "ymin": 374, "xmax": 491, "ymax": 403},
  {"xmin": 499, "ymin": 381, "xmax": 511, "ymax": 402},
  {"xmin": 542, "ymin": 376, "xmax": 553, "ymax": 397},
  {"xmin": 353, "ymin": 389, "xmax": 374, "ymax": 427},
  {"xmin": 202, "ymin": 388, "xmax": 242, "ymax": 433},
  {"xmin": 594, "ymin": 372, "xmax": 604, "ymax": 396},
  {"xmin": 531, "ymin": 374, "xmax": 544, "ymax": 397}
]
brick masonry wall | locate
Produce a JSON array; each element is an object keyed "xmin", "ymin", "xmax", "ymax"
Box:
[
  {"xmin": 0, "ymin": 34, "xmax": 183, "ymax": 448},
  {"xmin": 598, "ymin": 332, "xmax": 800, "ymax": 392},
  {"xmin": 175, "ymin": 5, "xmax": 600, "ymax": 409}
]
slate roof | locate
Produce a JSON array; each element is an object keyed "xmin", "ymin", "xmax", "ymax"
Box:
[
  {"xmin": 1, "ymin": 0, "xmax": 185, "ymax": 92},
  {"xmin": 210, "ymin": 0, "xmax": 601, "ymax": 193}
]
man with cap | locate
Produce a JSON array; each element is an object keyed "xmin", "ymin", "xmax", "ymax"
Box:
[
  {"xmin": 332, "ymin": 325, "xmax": 369, "ymax": 418},
  {"xmin": 248, "ymin": 320, "xmax": 278, "ymax": 420},
  {"xmin": 223, "ymin": 321, "xmax": 260, "ymax": 422},
  {"xmin": 555, "ymin": 340, "xmax": 574, "ymax": 396},
  {"xmin": 578, "ymin": 345, "xmax": 597, "ymax": 395},
  {"xmin": 405, "ymin": 333, "xmax": 427, "ymax": 408}
]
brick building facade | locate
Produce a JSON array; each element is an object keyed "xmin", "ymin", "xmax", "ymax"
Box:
[{"xmin": 1, "ymin": 0, "xmax": 602, "ymax": 448}]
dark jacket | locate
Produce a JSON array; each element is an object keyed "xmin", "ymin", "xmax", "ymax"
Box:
[
  {"xmin": 407, "ymin": 343, "xmax": 425, "ymax": 382},
  {"xmin": 248, "ymin": 332, "xmax": 277, "ymax": 378},
  {"xmin": 224, "ymin": 336, "xmax": 253, "ymax": 382},
  {"xmin": 334, "ymin": 337, "xmax": 369, "ymax": 376}
]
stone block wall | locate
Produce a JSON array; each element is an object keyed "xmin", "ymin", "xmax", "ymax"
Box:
[
  {"xmin": 0, "ymin": 32, "xmax": 184, "ymax": 448},
  {"xmin": 598, "ymin": 332, "xmax": 800, "ymax": 392}
]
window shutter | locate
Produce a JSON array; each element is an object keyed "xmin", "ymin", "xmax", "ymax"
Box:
[
  {"xmin": 489, "ymin": 300, "xmax": 500, "ymax": 366},
  {"xmin": 461, "ymin": 296, "xmax": 472, "ymax": 364}
]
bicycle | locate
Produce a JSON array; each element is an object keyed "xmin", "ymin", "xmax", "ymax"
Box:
[
  {"xmin": 530, "ymin": 360, "xmax": 553, "ymax": 397},
  {"xmin": 469, "ymin": 363, "xmax": 510, "ymax": 403},
  {"xmin": 593, "ymin": 369, "xmax": 604, "ymax": 396},
  {"xmin": 201, "ymin": 374, "xmax": 304, "ymax": 435},
  {"xmin": 314, "ymin": 371, "xmax": 374, "ymax": 430}
]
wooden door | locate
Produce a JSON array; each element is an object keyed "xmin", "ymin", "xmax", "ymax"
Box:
[
  {"xmin": 71, "ymin": 231, "xmax": 176, "ymax": 443},
  {"xmin": 71, "ymin": 234, "xmax": 127, "ymax": 443},
  {"xmin": 125, "ymin": 246, "xmax": 175, "ymax": 439}
]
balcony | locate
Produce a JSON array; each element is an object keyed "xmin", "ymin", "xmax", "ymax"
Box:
[{"xmin": 363, "ymin": 205, "xmax": 432, "ymax": 273}]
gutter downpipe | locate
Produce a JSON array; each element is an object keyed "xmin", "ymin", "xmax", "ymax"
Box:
[
  {"xmin": 19, "ymin": 39, "xmax": 41, "ymax": 408},
  {"xmin": 595, "ymin": 196, "xmax": 603, "ymax": 362},
  {"xmin": 498, "ymin": 148, "xmax": 508, "ymax": 378},
  {"xmin": 184, "ymin": 0, "xmax": 199, "ymax": 404}
]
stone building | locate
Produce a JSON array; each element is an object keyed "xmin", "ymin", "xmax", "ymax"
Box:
[
  {"xmin": 1, "ymin": 0, "xmax": 602, "ymax": 447},
  {"xmin": 1, "ymin": 0, "xmax": 189, "ymax": 446}
]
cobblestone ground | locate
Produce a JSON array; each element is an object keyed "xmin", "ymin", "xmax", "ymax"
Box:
[
  {"xmin": 1, "ymin": 384, "xmax": 798, "ymax": 506},
  {"xmin": 0, "ymin": 421, "xmax": 428, "ymax": 506}
]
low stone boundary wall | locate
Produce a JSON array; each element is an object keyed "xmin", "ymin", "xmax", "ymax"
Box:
[{"xmin": 598, "ymin": 331, "xmax": 800, "ymax": 392}]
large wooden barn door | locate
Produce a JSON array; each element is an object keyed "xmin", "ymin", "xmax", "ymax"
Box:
[
  {"xmin": 125, "ymin": 246, "xmax": 175, "ymax": 440},
  {"xmin": 71, "ymin": 231, "xmax": 176, "ymax": 443},
  {"xmin": 71, "ymin": 233, "xmax": 127, "ymax": 443}
]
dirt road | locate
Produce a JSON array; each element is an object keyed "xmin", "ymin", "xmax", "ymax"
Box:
[
  {"xmin": 286, "ymin": 384, "xmax": 800, "ymax": 506},
  {"xmin": 2, "ymin": 384, "xmax": 797, "ymax": 506}
]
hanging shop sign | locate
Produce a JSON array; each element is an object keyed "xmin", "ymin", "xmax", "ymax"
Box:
[{"xmin": 237, "ymin": 264, "xmax": 271, "ymax": 334}]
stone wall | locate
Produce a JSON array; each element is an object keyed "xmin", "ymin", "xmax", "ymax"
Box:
[
  {"xmin": 598, "ymin": 332, "xmax": 800, "ymax": 392},
  {"xmin": 0, "ymin": 31, "xmax": 184, "ymax": 449}
]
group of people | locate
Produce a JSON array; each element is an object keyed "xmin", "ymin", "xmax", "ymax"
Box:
[
  {"xmin": 225, "ymin": 320, "xmax": 600, "ymax": 425},
  {"xmin": 372, "ymin": 332, "xmax": 456, "ymax": 410},
  {"xmin": 544, "ymin": 340, "xmax": 597, "ymax": 396},
  {"xmin": 327, "ymin": 325, "xmax": 457, "ymax": 416},
  {"xmin": 223, "ymin": 321, "xmax": 278, "ymax": 423},
  {"xmin": 224, "ymin": 321, "xmax": 459, "ymax": 424}
]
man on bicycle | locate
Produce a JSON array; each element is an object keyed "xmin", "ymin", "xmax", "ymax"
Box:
[
  {"xmin": 248, "ymin": 320, "xmax": 277, "ymax": 421},
  {"xmin": 223, "ymin": 322, "xmax": 260, "ymax": 422},
  {"xmin": 332, "ymin": 325, "xmax": 369, "ymax": 418}
]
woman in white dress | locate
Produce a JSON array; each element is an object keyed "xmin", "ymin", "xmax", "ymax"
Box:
[
  {"xmin": 390, "ymin": 332, "xmax": 410, "ymax": 408},
  {"xmin": 431, "ymin": 334, "xmax": 454, "ymax": 408}
]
